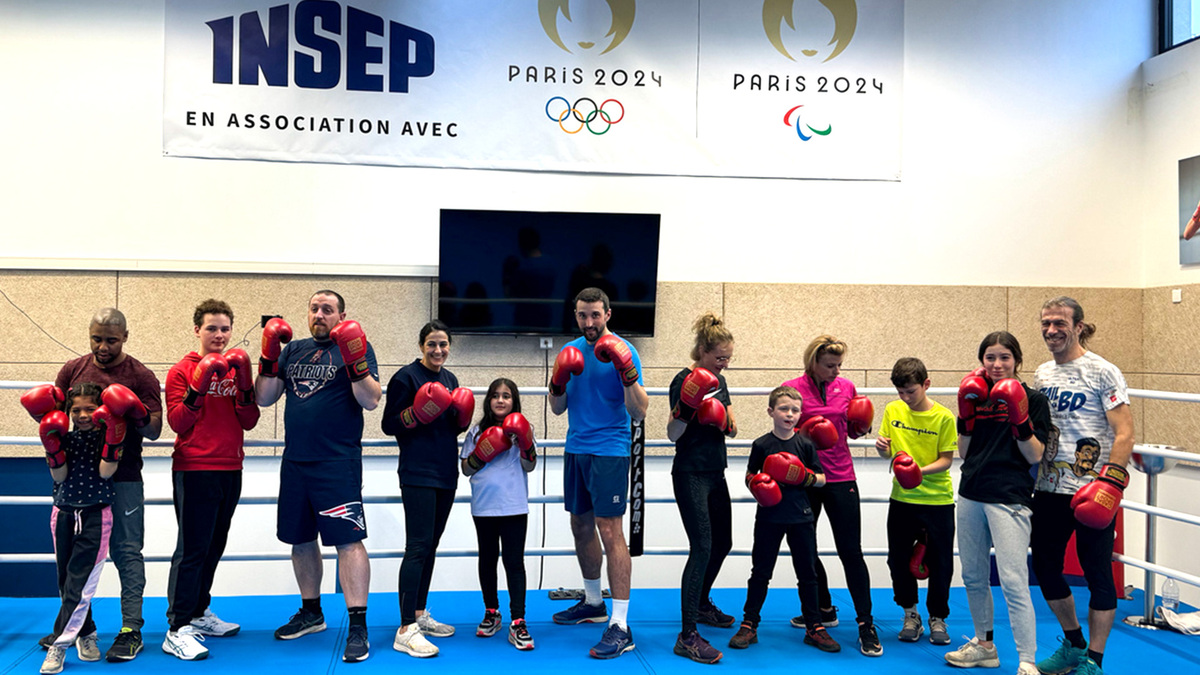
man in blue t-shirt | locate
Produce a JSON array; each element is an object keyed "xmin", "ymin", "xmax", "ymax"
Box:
[
  {"xmin": 548, "ymin": 287, "xmax": 649, "ymax": 660},
  {"xmin": 255, "ymin": 290, "xmax": 381, "ymax": 663}
]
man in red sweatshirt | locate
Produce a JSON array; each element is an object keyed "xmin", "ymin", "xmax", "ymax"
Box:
[{"xmin": 162, "ymin": 299, "xmax": 260, "ymax": 661}]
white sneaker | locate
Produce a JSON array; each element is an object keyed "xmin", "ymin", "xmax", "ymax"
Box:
[
  {"xmin": 1016, "ymin": 663, "xmax": 1040, "ymax": 675},
  {"xmin": 41, "ymin": 646, "xmax": 66, "ymax": 674},
  {"xmin": 163, "ymin": 625, "xmax": 209, "ymax": 661},
  {"xmin": 944, "ymin": 637, "xmax": 1000, "ymax": 668},
  {"xmin": 76, "ymin": 632, "xmax": 101, "ymax": 661},
  {"xmin": 190, "ymin": 608, "xmax": 241, "ymax": 637},
  {"xmin": 417, "ymin": 611, "xmax": 455, "ymax": 637},
  {"xmin": 394, "ymin": 623, "xmax": 439, "ymax": 657}
]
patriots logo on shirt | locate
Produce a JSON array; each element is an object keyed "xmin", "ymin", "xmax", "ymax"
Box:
[
  {"xmin": 318, "ymin": 501, "xmax": 365, "ymax": 530},
  {"xmin": 288, "ymin": 348, "xmax": 339, "ymax": 400}
]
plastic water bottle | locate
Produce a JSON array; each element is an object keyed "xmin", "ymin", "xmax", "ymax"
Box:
[{"xmin": 1162, "ymin": 577, "xmax": 1180, "ymax": 612}]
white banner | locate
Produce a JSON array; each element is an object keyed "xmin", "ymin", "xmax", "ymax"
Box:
[{"xmin": 163, "ymin": 0, "xmax": 903, "ymax": 180}]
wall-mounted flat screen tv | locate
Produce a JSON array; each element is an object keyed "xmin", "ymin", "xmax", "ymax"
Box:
[{"xmin": 438, "ymin": 209, "xmax": 660, "ymax": 337}]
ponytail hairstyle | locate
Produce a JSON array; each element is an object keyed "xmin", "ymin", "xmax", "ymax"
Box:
[
  {"xmin": 1041, "ymin": 296, "xmax": 1095, "ymax": 347},
  {"xmin": 803, "ymin": 334, "xmax": 848, "ymax": 376},
  {"xmin": 690, "ymin": 312, "xmax": 734, "ymax": 362}
]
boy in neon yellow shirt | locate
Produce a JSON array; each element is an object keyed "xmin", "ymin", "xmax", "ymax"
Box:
[{"xmin": 874, "ymin": 357, "xmax": 956, "ymax": 647}]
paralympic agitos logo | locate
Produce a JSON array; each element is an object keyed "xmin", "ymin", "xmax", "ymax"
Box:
[{"xmin": 204, "ymin": 2, "xmax": 434, "ymax": 93}]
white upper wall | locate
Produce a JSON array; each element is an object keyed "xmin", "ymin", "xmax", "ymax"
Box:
[{"xmin": 0, "ymin": 1, "xmax": 1156, "ymax": 286}]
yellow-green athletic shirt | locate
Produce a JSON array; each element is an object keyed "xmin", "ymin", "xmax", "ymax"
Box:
[{"xmin": 879, "ymin": 400, "xmax": 956, "ymax": 505}]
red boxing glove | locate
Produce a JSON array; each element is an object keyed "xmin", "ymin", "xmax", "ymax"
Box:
[
  {"xmin": 1070, "ymin": 463, "xmax": 1129, "ymax": 529},
  {"xmin": 909, "ymin": 542, "xmax": 930, "ymax": 580},
  {"xmin": 748, "ymin": 473, "xmax": 783, "ymax": 507},
  {"xmin": 594, "ymin": 334, "xmax": 639, "ymax": 387},
  {"xmin": 956, "ymin": 368, "xmax": 991, "ymax": 436},
  {"xmin": 696, "ymin": 398, "xmax": 733, "ymax": 435},
  {"xmin": 763, "ymin": 451, "xmax": 816, "ymax": 487},
  {"xmin": 549, "ymin": 346, "xmax": 584, "ymax": 397},
  {"xmin": 401, "ymin": 382, "xmax": 452, "ymax": 429},
  {"xmin": 100, "ymin": 383, "xmax": 150, "ymax": 428},
  {"xmin": 184, "ymin": 353, "xmax": 230, "ymax": 411},
  {"xmin": 92, "ymin": 405, "xmax": 126, "ymax": 463},
  {"xmin": 22, "ymin": 384, "xmax": 65, "ymax": 422},
  {"xmin": 892, "ymin": 452, "xmax": 924, "ymax": 490},
  {"xmin": 990, "ymin": 378, "xmax": 1034, "ymax": 441},
  {"xmin": 798, "ymin": 416, "xmax": 838, "ymax": 450},
  {"xmin": 259, "ymin": 317, "xmax": 293, "ymax": 377},
  {"xmin": 331, "ymin": 320, "xmax": 371, "ymax": 381},
  {"xmin": 449, "ymin": 387, "xmax": 475, "ymax": 430},
  {"xmin": 673, "ymin": 368, "xmax": 719, "ymax": 422},
  {"xmin": 225, "ymin": 348, "xmax": 255, "ymax": 406},
  {"xmin": 503, "ymin": 413, "xmax": 536, "ymax": 461},
  {"xmin": 467, "ymin": 425, "xmax": 513, "ymax": 470},
  {"xmin": 39, "ymin": 410, "xmax": 69, "ymax": 469},
  {"xmin": 846, "ymin": 395, "xmax": 874, "ymax": 439}
]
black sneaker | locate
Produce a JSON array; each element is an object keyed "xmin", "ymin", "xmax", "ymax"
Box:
[
  {"xmin": 728, "ymin": 623, "xmax": 757, "ymax": 649},
  {"xmin": 275, "ymin": 608, "xmax": 327, "ymax": 640},
  {"xmin": 857, "ymin": 623, "xmax": 883, "ymax": 657},
  {"xmin": 791, "ymin": 605, "xmax": 838, "ymax": 629},
  {"xmin": 697, "ymin": 600, "xmax": 735, "ymax": 628},
  {"xmin": 804, "ymin": 626, "xmax": 842, "ymax": 653},
  {"xmin": 342, "ymin": 625, "xmax": 369, "ymax": 662},
  {"xmin": 105, "ymin": 629, "xmax": 143, "ymax": 662},
  {"xmin": 477, "ymin": 609, "xmax": 502, "ymax": 637},
  {"xmin": 674, "ymin": 630, "xmax": 723, "ymax": 664},
  {"xmin": 38, "ymin": 633, "xmax": 55, "ymax": 650}
]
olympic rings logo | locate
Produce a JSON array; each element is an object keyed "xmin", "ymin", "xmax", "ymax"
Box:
[{"xmin": 545, "ymin": 97, "xmax": 625, "ymax": 135}]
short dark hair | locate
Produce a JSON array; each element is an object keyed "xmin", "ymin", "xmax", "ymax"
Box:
[
  {"xmin": 890, "ymin": 357, "xmax": 928, "ymax": 388},
  {"xmin": 311, "ymin": 289, "xmax": 345, "ymax": 312},
  {"xmin": 193, "ymin": 299, "xmax": 233, "ymax": 328},
  {"xmin": 574, "ymin": 287, "xmax": 610, "ymax": 312},
  {"xmin": 419, "ymin": 320, "xmax": 452, "ymax": 345},
  {"xmin": 977, "ymin": 331, "xmax": 1024, "ymax": 373}
]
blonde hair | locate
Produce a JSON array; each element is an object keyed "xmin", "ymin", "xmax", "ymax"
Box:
[
  {"xmin": 803, "ymin": 334, "xmax": 847, "ymax": 375},
  {"xmin": 689, "ymin": 312, "xmax": 733, "ymax": 362}
]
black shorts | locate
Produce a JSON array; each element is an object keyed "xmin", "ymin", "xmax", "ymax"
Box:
[{"xmin": 277, "ymin": 459, "xmax": 367, "ymax": 547}]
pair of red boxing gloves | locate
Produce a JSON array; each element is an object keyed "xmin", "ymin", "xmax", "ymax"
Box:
[
  {"xmin": 670, "ymin": 368, "xmax": 733, "ymax": 434},
  {"xmin": 796, "ymin": 395, "xmax": 874, "ymax": 450},
  {"xmin": 399, "ymin": 382, "xmax": 476, "ymax": 432},
  {"xmin": 466, "ymin": 413, "xmax": 536, "ymax": 470},
  {"xmin": 548, "ymin": 335, "xmax": 640, "ymax": 396},
  {"xmin": 747, "ymin": 452, "xmax": 819, "ymax": 507},
  {"xmin": 24, "ymin": 383, "xmax": 145, "ymax": 468},
  {"xmin": 259, "ymin": 317, "xmax": 372, "ymax": 382},
  {"xmin": 183, "ymin": 349, "xmax": 255, "ymax": 410}
]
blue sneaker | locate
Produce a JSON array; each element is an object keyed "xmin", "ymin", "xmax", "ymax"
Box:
[
  {"xmin": 1074, "ymin": 658, "xmax": 1105, "ymax": 675},
  {"xmin": 553, "ymin": 600, "xmax": 608, "ymax": 625},
  {"xmin": 1036, "ymin": 637, "xmax": 1087, "ymax": 675},
  {"xmin": 589, "ymin": 624, "xmax": 635, "ymax": 659}
]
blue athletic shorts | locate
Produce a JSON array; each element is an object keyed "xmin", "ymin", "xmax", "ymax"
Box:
[
  {"xmin": 277, "ymin": 459, "xmax": 367, "ymax": 547},
  {"xmin": 563, "ymin": 453, "xmax": 629, "ymax": 517}
]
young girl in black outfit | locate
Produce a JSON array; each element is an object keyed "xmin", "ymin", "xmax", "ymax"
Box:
[
  {"xmin": 381, "ymin": 321, "xmax": 475, "ymax": 658},
  {"xmin": 666, "ymin": 313, "xmax": 737, "ymax": 664}
]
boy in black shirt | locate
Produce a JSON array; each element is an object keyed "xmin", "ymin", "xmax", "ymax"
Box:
[{"xmin": 730, "ymin": 386, "xmax": 840, "ymax": 654}]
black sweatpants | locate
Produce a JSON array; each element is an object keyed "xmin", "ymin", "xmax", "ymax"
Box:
[
  {"xmin": 51, "ymin": 504, "xmax": 112, "ymax": 647},
  {"xmin": 473, "ymin": 514, "xmax": 528, "ymax": 620},
  {"xmin": 743, "ymin": 518, "xmax": 820, "ymax": 629},
  {"xmin": 673, "ymin": 471, "xmax": 733, "ymax": 633},
  {"xmin": 399, "ymin": 484, "xmax": 455, "ymax": 625},
  {"xmin": 886, "ymin": 499, "xmax": 955, "ymax": 618},
  {"xmin": 167, "ymin": 470, "xmax": 242, "ymax": 631}
]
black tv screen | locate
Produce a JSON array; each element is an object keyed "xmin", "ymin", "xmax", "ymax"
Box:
[{"xmin": 438, "ymin": 209, "xmax": 660, "ymax": 337}]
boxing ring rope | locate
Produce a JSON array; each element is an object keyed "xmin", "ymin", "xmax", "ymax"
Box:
[{"xmin": 3, "ymin": 381, "xmax": 1198, "ymax": 625}]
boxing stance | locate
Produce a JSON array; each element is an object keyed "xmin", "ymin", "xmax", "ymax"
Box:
[
  {"xmin": 381, "ymin": 320, "xmax": 474, "ymax": 658},
  {"xmin": 549, "ymin": 287, "xmax": 649, "ymax": 660},
  {"xmin": 1031, "ymin": 298, "xmax": 1133, "ymax": 675}
]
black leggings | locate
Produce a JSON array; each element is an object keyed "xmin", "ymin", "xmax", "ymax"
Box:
[
  {"xmin": 399, "ymin": 484, "xmax": 455, "ymax": 625},
  {"xmin": 743, "ymin": 518, "xmax": 819, "ymax": 629},
  {"xmin": 672, "ymin": 471, "xmax": 733, "ymax": 633},
  {"xmin": 473, "ymin": 514, "xmax": 528, "ymax": 620},
  {"xmin": 809, "ymin": 480, "xmax": 873, "ymax": 624},
  {"xmin": 1031, "ymin": 491, "xmax": 1118, "ymax": 611}
]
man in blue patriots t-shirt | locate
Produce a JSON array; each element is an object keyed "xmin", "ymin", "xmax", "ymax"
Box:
[
  {"xmin": 255, "ymin": 290, "xmax": 381, "ymax": 663},
  {"xmin": 548, "ymin": 287, "xmax": 649, "ymax": 660}
]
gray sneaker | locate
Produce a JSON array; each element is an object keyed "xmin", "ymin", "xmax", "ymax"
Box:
[
  {"xmin": 898, "ymin": 612, "xmax": 923, "ymax": 642},
  {"xmin": 944, "ymin": 637, "xmax": 1000, "ymax": 668},
  {"xmin": 41, "ymin": 646, "xmax": 66, "ymax": 674},
  {"xmin": 417, "ymin": 612, "xmax": 455, "ymax": 637},
  {"xmin": 76, "ymin": 632, "xmax": 101, "ymax": 661},
  {"xmin": 929, "ymin": 617, "xmax": 951, "ymax": 645}
]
